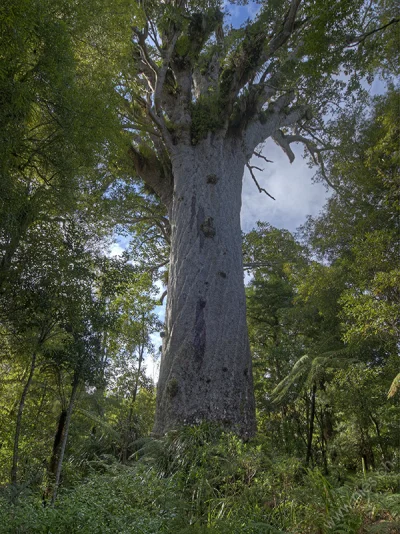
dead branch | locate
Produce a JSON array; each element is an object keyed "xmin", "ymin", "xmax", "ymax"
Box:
[
  {"xmin": 160, "ymin": 289, "xmax": 168, "ymax": 305},
  {"xmin": 346, "ymin": 17, "xmax": 399, "ymax": 47},
  {"xmin": 246, "ymin": 163, "xmax": 275, "ymax": 200},
  {"xmin": 253, "ymin": 151, "xmax": 273, "ymax": 164}
]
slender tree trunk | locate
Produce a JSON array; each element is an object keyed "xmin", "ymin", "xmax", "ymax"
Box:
[
  {"xmin": 318, "ymin": 411, "xmax": 329, "ymax": 475},
  {"xmin": 306, "ymin": 384, "xmax": 316, "ymax": 467},
  {"xmin": 48, "ymin": 410, "xmax": 67, "ymax": 477},
  {"xmin": 0, "ymin": 205, "xmax": 32, "ymax": 290},
  {"xmin": 154, "ymin": 138, "xmax": 256, "ymax": 438},
  {"xmin": 122, "ymin": 341, "xmax": 145, "ymax": 463},
  {"xmin": 132, "ymin": 337, "xmax": 145, "ymax": 405},
  {"xmin": 360, "ymin": 428, "xmax": 375, "ymax": 471},
  {"xmin": 43, "ymin": 409, "xmax": 67, "ymax": 503},
  {"xmin": 370, "ymin": 414, "xmax": 388, "ymax": 463},
  {"xmin": 11, "ymin": 350, "xmax": 37, "ymax": 485},
  {"xmin": 51, "ymin": 374, "xmax": 79, "ymax": 505}
]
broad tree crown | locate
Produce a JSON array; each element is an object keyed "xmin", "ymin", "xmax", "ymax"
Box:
[{"xmin": 122, "ymin": 0, "xmax": 398, "ymax": 205}]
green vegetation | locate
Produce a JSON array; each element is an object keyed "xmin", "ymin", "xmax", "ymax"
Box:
[
  {"xmin": 1, "ymin": 89, "xmax": 398, "ymax": 533},
  {"xmin": 0, "ymin": 425, "xmax": 399, "ymax": 533},
  {"xmin": 1, "ymin": 0, "xmax": 399, "ymax": 531}
]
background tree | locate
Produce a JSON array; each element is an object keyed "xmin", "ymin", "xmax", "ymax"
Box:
[
  {"xmin": 0, "ymin": 0, "xmax": 133, "ymax": 291},
  {"xmin": 243, "ymin": 87, "xmax": 400, "ymax": 465}
]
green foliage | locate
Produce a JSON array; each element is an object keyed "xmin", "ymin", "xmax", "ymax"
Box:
[
  {"xmin": 0, "ymin": 427, "xmax": 398, "ymax": 533},
  {"xmin": 0, "ymin": 1, "xmax": 399, "ymax": 530},
  {"xmin": 190, "ymin": 92, "xmax": 224, "ymax": 143},
  {"xmin": 244, "ymin": 93, "xmax": 400, "ymax": 470},
  {"xmin": 388, "ymin": 374, "xmax": 400, "ymax": 399}
]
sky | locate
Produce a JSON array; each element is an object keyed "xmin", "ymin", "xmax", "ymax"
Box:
[{"xmin": 242, "ymin": 141, "xmax": 327, "ymax": 233}]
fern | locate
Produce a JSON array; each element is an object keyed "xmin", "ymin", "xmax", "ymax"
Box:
[{"xmin": 388, "ymin": 373, "xmax": 400, "ymax": 398}]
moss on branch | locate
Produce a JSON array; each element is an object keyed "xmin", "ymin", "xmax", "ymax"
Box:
[
  {"xmin": 174, "ymin": 8, "xmax": 224, "ymax": 61},
  {"xmin": 190, "ymin": 91, "xmax": 224, "ymax": 143}
]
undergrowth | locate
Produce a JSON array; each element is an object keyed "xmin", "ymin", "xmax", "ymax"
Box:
[{"xmin": 0, "ymin": 424, "xmax": 399, "ymax": 533}]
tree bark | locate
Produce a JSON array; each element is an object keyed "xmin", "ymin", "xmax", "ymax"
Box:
[
  {"xmin": 0, "ymin": 204, "xmax": 33, "ymax": 291},
  {"xmin": 51, "ymin": 374, "xmax": 79, "ymax": 505},
  {"xmin": 154, "ymin": 137, "xmax": 256, "ymax": 438},
  {"xmin": 370, "ymin": 414, "xmax": 388, "ymax": 463},
  {"xmin": 10, "ymin": 350, "xmax": 37, "ymax": 485},
  {"xmin": 306, "ymin": 384, "xmax": 316, "ymax": 467},
  {"xmin": 48, "ymin": 410, "xmax": 67, "ymax": 478},
  {"xmin": 43, "ymin": 409, "xmax": 67, "ymax": 503},
  {"xmin": 122, "ymin": 338, "xmax": 144, "ymax": 463}
]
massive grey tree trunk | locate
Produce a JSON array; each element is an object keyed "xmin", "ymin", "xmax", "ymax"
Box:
[
  {"xmin": 126, "ymin": 0, "xmax": 389, "ymax": 438},
  {"xmin": 128, "ymin": 1, "xmax": 317, "ymax": 438},
  {"xmin": 154, "ymin": 136, "xmax": 256, "ymax": 438}
]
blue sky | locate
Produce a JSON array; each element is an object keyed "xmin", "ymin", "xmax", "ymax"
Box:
[{"xmin": 223, "ymin": 0, "xmax": 260, "ymax": 25}]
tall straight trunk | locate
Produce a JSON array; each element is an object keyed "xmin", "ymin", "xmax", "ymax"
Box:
[
  {"xmin": 318, "ymin": 411, "xmax": 329, "ymax": 475},
  {"xmin": 122, "ymin": 341, "xmax": 144, "ymax": 463},
  {"xmin": 51, "ymin": 375, "xmax": 79, "ymax": 505},
  {"xmin": 306, "ymin": 384, "xmax": 316, "ymax": 467},
  {"xmin": 370, "ymin": 414, "xmax": 388, "ymax": 463},
  {"xmin": 154, "ymin": 137, "xmax": 256, "ymax": 438},
  {"xmin": 0, "ymin": 205, "xmax": 32, "ymax": 291},
  {"xmin": 43, "ymin": 409, "xmax": 67, "ymax": 503},
  {"xmin": 11, "ymin": 350, "xmax": 37, "ymax": 485},
  {"xmin": 48, "ymin": 410, "xmax": 67, "ymax": 477},
  {"xmin": 360, "ymin": 428, "xmax": 375, "ymax": 471}
]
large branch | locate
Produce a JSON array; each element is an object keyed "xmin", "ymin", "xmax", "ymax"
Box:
[
  {"xmin": 272, "ymin": 129, "xmax": 345, "ymax": 194},
  {"xmin": 227, "ymin": 70, "xmax": 283, "ymax": 133},
  {"xmin": 128, "ymin": 146, "xmax": 173, "ymax": 209},
  {"xmin": 132, "ymin": 26, "xmax": 159, "ymax": 78},
  {"xmin": 154, "ymin": 33, "xmax": 180, "ymax": 114},
  {"xmin": 243, "ymin": 92, "xmax": 310, "ymax": 157},
  {"xmin": 345, "ymin": 17, "xmax": 399, "ymax": 47}
]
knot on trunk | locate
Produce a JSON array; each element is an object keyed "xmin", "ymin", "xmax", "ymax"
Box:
[
  {"xmin": 200, "ymin": 217, "xmax": 216, "ymax": 238},
  {"xmin": 167, "ymin": 378, "xmax": 179, "ymax": 398},
  {"xmin": 206, "ymin": 174, "xmax": 218, "ymax": 184}
]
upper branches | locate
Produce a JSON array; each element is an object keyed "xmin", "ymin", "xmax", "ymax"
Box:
[
  {"xmin": 126, "ymin": 0, "xmax": 399, "ymax": 182},
  {"xmin": 219, "ymin": 0, "xmax": 304, "ymax": 118}
]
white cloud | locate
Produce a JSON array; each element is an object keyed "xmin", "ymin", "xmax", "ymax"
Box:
[
  {"xmin": 241, "ymin": 139, "xmax": 328, "ymax": 233},
  {"xmin": 144, "ymin": 350, "xmax": 161, "ymax": 384},
  {"xmin": 108, "ymin": 243, "xmax": 125, "ymax": 257}
]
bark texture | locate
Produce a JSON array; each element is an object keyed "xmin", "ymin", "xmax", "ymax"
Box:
[
  {"xmin": 11, "ymin": 350, "xmax": 37, "ymax": 484},
  {"xmin": 51, "ymin": 375, "xmax": 79, "ymax": 504},
  {"xmin": 154, "ymin": 137, "xmax": 256, "ymax": 438}
]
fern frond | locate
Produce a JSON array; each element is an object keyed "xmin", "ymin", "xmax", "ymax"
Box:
[
  {"xmin": 272, "ymin": 355, "xmax": 310, "ymax": 403},
  {"xmin": 76, "ymin": 408, "xmax": 121, "ymax": 439},
  {"xmin": 388, "ymin": 373, "xmax": 400, "ymax": 399}
]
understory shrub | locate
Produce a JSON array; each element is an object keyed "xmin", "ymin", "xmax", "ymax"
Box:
[{"xmin": 0, "ymin": 424, "xmax": 398, "ymax": 533}]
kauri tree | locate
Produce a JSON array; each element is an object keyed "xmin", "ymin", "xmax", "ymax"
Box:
[{"xmin": 122, "ymin": 0, "xmax": 399, "ymax": 437}]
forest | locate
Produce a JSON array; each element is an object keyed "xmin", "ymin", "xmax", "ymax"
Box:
[{"xmin": 0, "ymin": 0, "xmax": 399, "ymax": 532}]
